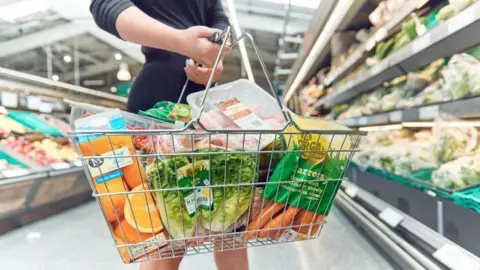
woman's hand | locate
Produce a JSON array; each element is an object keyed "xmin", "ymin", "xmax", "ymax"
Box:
[
  {"xmin": 184, "ymin": 59, "xmax": 224, "ymax": 85},
  {"xmin": 178, "ymin": 26, "xmax": 231, "ymax": 67}
]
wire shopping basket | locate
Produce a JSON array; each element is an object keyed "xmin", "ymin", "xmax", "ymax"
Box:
[{"xmin": 68, "ymin": 27, "xmax": 366, "ymax": 264}]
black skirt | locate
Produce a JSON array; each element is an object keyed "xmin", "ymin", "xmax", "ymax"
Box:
[{"xmin": 126, "ymin": 52, "xmax": 205, "ymax": 114}]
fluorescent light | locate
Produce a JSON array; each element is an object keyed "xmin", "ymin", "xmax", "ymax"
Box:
[
  {"xmin": 63, "ymin": 55, "xmax": 72, "ymax": 63},
  {"xmin": 284, "ymin": 0, "xmax": 354, "ymax": 102},
  {"xmin": 51, "ymin": 74, "xmax": 59, "ymax": 81},
  {"xmin": 0, "ymin": 0, "xmax": 48, "ymax": 22},
  {"xmin": 359, "ymin": 124, "xmax": 403, "ymax": 132},
  {"xmin": 117, "ymin": 63, "xmax": 131, "ymax": 81},
  {"xmin": 402, "ymin": 121, "xmax": 480, "ymax": 128}
]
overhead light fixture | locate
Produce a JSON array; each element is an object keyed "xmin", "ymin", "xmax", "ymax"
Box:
[
  {"xmin": 358, "ymin": 124, "xmax": 403, "ymax": 132},
  {"xmin": 110, "ymin": 87, "xmax": 117, "ymax": 93},
  {"xmin": 114, "ymin": 53, "xmax": 123, "ymax": 61},
  {"xmin": 63, "ymin": 55, "xmax": 72, "ymax": 63},
  {"xmin": 0, "ymin": 0, "xmax": 48, "ymax": 22},
  {"xmin": 51, "ymin": 74, "xmax": 59, "ymax": 81},
  {"xmin": 117, "ymin": 63, "xmax": 131, "ymax": 81}
]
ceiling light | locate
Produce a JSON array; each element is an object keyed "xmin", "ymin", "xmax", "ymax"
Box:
[
  {"xmin": 0, "ymin": 0, "xmax": 48, "ymax": 22},
  {"xmin": 51, "ymin": 74, "xmax": 59, "ymax": 81},
  {"xmin": 63, "ymin": 55, "xmax": 72, "ymax": 63},
  {"xmin": 110, "ymin": 87, "xmax": 117, "ymax": 93},
  {"xmin": 358, "ymin": 124, "xmax": 403, "ymax": 132},
  {"xmin": 114, "ymin": 53, "xmax": 123, "ymax": 61},
  {"xmin": 117, "ymin": 63, "xmax": 131, "ymax": 81}
]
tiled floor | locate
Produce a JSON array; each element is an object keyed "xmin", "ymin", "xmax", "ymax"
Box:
[{"xmin": 0, "ymin": 202, "xmax": 394, "ymax": 270}]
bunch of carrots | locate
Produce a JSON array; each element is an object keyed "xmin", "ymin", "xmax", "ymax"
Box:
[{"xmin": 245, "ymin": 202, "xmax": 324, "ymax": 241}]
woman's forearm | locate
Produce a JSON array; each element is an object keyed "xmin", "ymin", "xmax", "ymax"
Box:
[{"xmin": 116, "ymin": 6, "xmax": 183, "ymax": 54}]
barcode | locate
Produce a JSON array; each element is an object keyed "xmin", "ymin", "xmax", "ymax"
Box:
[{"xmin": 251, "ymin": 120, "xmax": 263, "ymax": 128}]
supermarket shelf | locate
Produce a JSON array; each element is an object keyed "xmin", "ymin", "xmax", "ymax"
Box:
[
  {"xmin": 284, "ymin": 0, "xmax": 367, "ymax": 93},
  {"xmin": 318, "ymin": 1, "xmax": 480, "ymax": 108},
  {"xmin": 323, "ymin": 0, "xmax": 420, "ymax": 86},
  {"xmin": 338, "ymin": 96, "xmax": 480, "ymax": 127},
  {"xmin": 0, "ymin": 67, "xmax": 127, "ymax": 109},
  {"xmin": 346, "ymin": 167, "xmax": 480, "ymax": 261},
  {"xmin": 0, "ymin": 167, "xmax": 90, "ymax": 233}
]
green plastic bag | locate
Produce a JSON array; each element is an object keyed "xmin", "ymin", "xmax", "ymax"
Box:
[{"xmin": 139, "ymin": 101, "xmax": 191, "ymax": 127}]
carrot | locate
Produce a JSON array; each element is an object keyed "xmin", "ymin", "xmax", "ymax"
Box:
[
  {"xmin": 244, "ymin": 203, "xmax": 285, "ymax": 240},
  {"xmin": 293, "ymin": 209, "xmax": 315, "ymax": 234},
  {"xmin": 262, "ymin": 207, "xmax": 298, "ymax": 239},
  {"xmin": 310, "ymin": 214, "xmax": 325, "ymax": 236}
]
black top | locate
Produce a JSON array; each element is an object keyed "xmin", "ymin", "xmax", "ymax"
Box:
[{"xmin": 90, "ymin": 0, "xmax": 230, "ymax": 113}]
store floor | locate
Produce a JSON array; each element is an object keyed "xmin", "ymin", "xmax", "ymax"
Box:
[{"xmin": 0, "ymin": 202, "xmax": 394, "ymax": 270}]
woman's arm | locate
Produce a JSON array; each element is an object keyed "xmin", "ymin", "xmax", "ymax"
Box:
[
  {"xmin": 90, "ymin": 0, "xmax": 230, "ymax": 67},
  {"xmin": 210, "ymin": 0, "xmax": 230, "ymax": 30}
]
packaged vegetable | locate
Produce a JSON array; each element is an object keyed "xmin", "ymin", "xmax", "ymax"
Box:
[
  {"xmin": 147, "ymin": 148, "xmax": 257, "ymax": 240},
  {"xmin": 432, "ymin": 155, "xmax": 480, "ymax": 189},
  {"xmin": 263, "ymin": 116, "xmax": 352, "ymax": 217},
  {"xmin": 139, "ymin": 101, "xmax": 191, "ymax": 127}
]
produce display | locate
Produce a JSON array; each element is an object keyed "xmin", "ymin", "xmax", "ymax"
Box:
[
  {"xmin": 69, "ymin": 87, "xmax": 358, "ymax": 263},
  {"xmin": 1, "ymin": 137, "xmax": 62, "ymax": 166},
  {"xmin": 325, "ymin": 51, "xmax": 480, "ymax": 121},
  {"xmin": 0, "ymin": 114, "xmax": 28, "ymax": 136},
  {"xmin": 353, "ymin": 117, "xmax": 480, "ymax": 190}
]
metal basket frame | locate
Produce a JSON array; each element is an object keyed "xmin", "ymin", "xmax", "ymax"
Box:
[{"xmin": 69, "ymin": 27, "xmax": 366, "ymax": 263}]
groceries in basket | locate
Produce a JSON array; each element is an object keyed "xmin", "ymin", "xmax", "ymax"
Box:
[
  {"xmin": 68, "ymin": 84, "xmax": 361, "ymax": 263},
  {"xmin": 73, "ymin": 110, "xmax": 170, "ymax": 262},
  {"xmin": 261, "ymin": 116, "xmax": 353, "ymax": 239},
  {"xmin": 139, "ymin": 101, "xmax": 192, "ymax": 127}
]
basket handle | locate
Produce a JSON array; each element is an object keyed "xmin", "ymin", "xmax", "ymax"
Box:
[{"xmin": 186, "ymin": 26, "xmax": 292, "ymax": 132}]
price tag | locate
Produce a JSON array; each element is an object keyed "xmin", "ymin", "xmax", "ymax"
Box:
[
  {"xmin": 389, "ymin": 111, "xmax": 402, "ymax": 122},
  {"xmin": 73, "ymin": 160, "xmax": 83, "ymax": 167},
  {"xmin": 357, "ymin": 117, "xmax": 368, "ymax": 126},
  {"xmin": 1, "ymin": 92, "xmax": 18, "ymax": 108},
  {"xmin": 448, "ymin": 7, "xmax": 475, "ymax": 35},
  {"xmin": 375, "ymin": 114, "xmax": 389, "ymax": 124},
  {"xmin": 2, "ymin": 169, "xmax": 29, "ymax": 178},
  {"xmin": 375, "ymin": 27, "xmax": 388, "ymax": 42},
  {"xmin": 365, "ymin": 38, "xmax": 376, "ymax": 51},
  {"xmin": 433, "ymin": 244, "xmax": 480, "ymax": 270},
  {"xmin": 412, "ymin": 34, "xmax": 431, "ymax": 54},
  {"xmin": 419, "ymin": 105, "xmax": 439, "ymax": 120},
  {"xmin": 51, "ymin": 162, "xmax": 71, "ymax": 170},
  {"xmin": 345, "ymin": 185, "xmax": 359, "ymax": 198},
  {"xmin": 378, "ymin": 207, "xmax": 404, "ymax": 228}
]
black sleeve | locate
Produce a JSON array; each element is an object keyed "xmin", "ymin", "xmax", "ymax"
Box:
[
  {"xmin": 90, "ymin": 0, "xmax": 134, "ymax": 38},
  {"xmin": 210, "ymin": 0, "xmax": 230, "ymax": 30}
]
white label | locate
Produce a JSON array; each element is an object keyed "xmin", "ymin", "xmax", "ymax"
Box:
[
  {"xmin": 128, "ymin": 233, "xmax": 168, "ymax": 259},
  {"xmin": 433, "ymin": 244, "xmax": 480, "ymax": 270},
  {"xmin": 216, "ymin": 98, "xmax": 269, "ymax": 130},
  {"xmin": 389, "ymin": 111, "xmax": 402, "ymax": 122},
  {"xmin": 184, "ymin": 192, "xmax": 198, "ymax": 215},
  {"xmin": 27, "ymin": 96, "xmax": 42, "ymax": 110},
  {"xmin": 345, "ymin": 185, "xmax": 359, "ymax": 198},
  {"xmin": 73, "ymin": 160, "xmax": 83, "ymax": 167},
  {"xmin": 2, "ymin": 169, "xmax": 29, "ymax": 178},
  {"xmin": 375, "ymin": 27, "xmax": 388, "ymax": 42},
  {"xmin": 278, "ymin": 229, "xmax": 299, "ymax": 242},
  {"xmin": 419, "ymin": 105, "xmax": 439, "ymax": 120},
  {"xmin": 375, "ymin": 114, "xmax": 388, "ymax": 124},
  {"xmin": 38, "ymin": 103, "xmax": 53, "ymax": 113},
  {"xmin": 1, "ymin": 92, "xmax": 18, "ymax": 108},
  {"xmin": 448, "ymin": 7, "xmax": 475, "ymax": 35},
  {"xmin": 357, "ymin": 117, "xmax": 368, "ymax": 126},
  {"xmin": 87, "ymin": 147, "xmax": 133, "ymax": 178},
  {"xmin": 51, "ymin": 162, "xmax": 71, "ymax": 170},
  {"xmin": 365, "ymin": 38, "xmax": 376, "ymax": 51},
  {"xmin": 379, "ymin": 207, "xmax": 404, "ymax": 228},
  {"xmin": 412, "ymin": 34, "xmax": 431, "ymax": 54}
]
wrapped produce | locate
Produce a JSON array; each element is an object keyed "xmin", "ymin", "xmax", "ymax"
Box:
[{"xmin": 432, "ymin": 155, "xmax": 480, "ymax": 189}]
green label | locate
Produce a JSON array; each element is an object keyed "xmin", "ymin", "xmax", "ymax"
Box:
[
  {"xmin": 177, "ymin": 160, "xmax": 213, "ymax": 216},
  {"xmin": 264, "ymin": 146, "xmax": 345, "ymax": 215}
]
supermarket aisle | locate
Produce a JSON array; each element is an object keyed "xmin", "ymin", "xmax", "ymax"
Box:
[{"xmin": 0, "ymin": 202, "xmax": 393, "ymax": 270}]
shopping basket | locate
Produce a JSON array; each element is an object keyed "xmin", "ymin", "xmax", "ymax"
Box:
[{"xmin": 68, "ymin": 27, "xmax": 366, "ymax": 264}]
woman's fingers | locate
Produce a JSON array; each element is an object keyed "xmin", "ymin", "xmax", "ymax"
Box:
[{"xmin": 185, "ymin": 60, "xmax": 224, "ymax": 85}]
